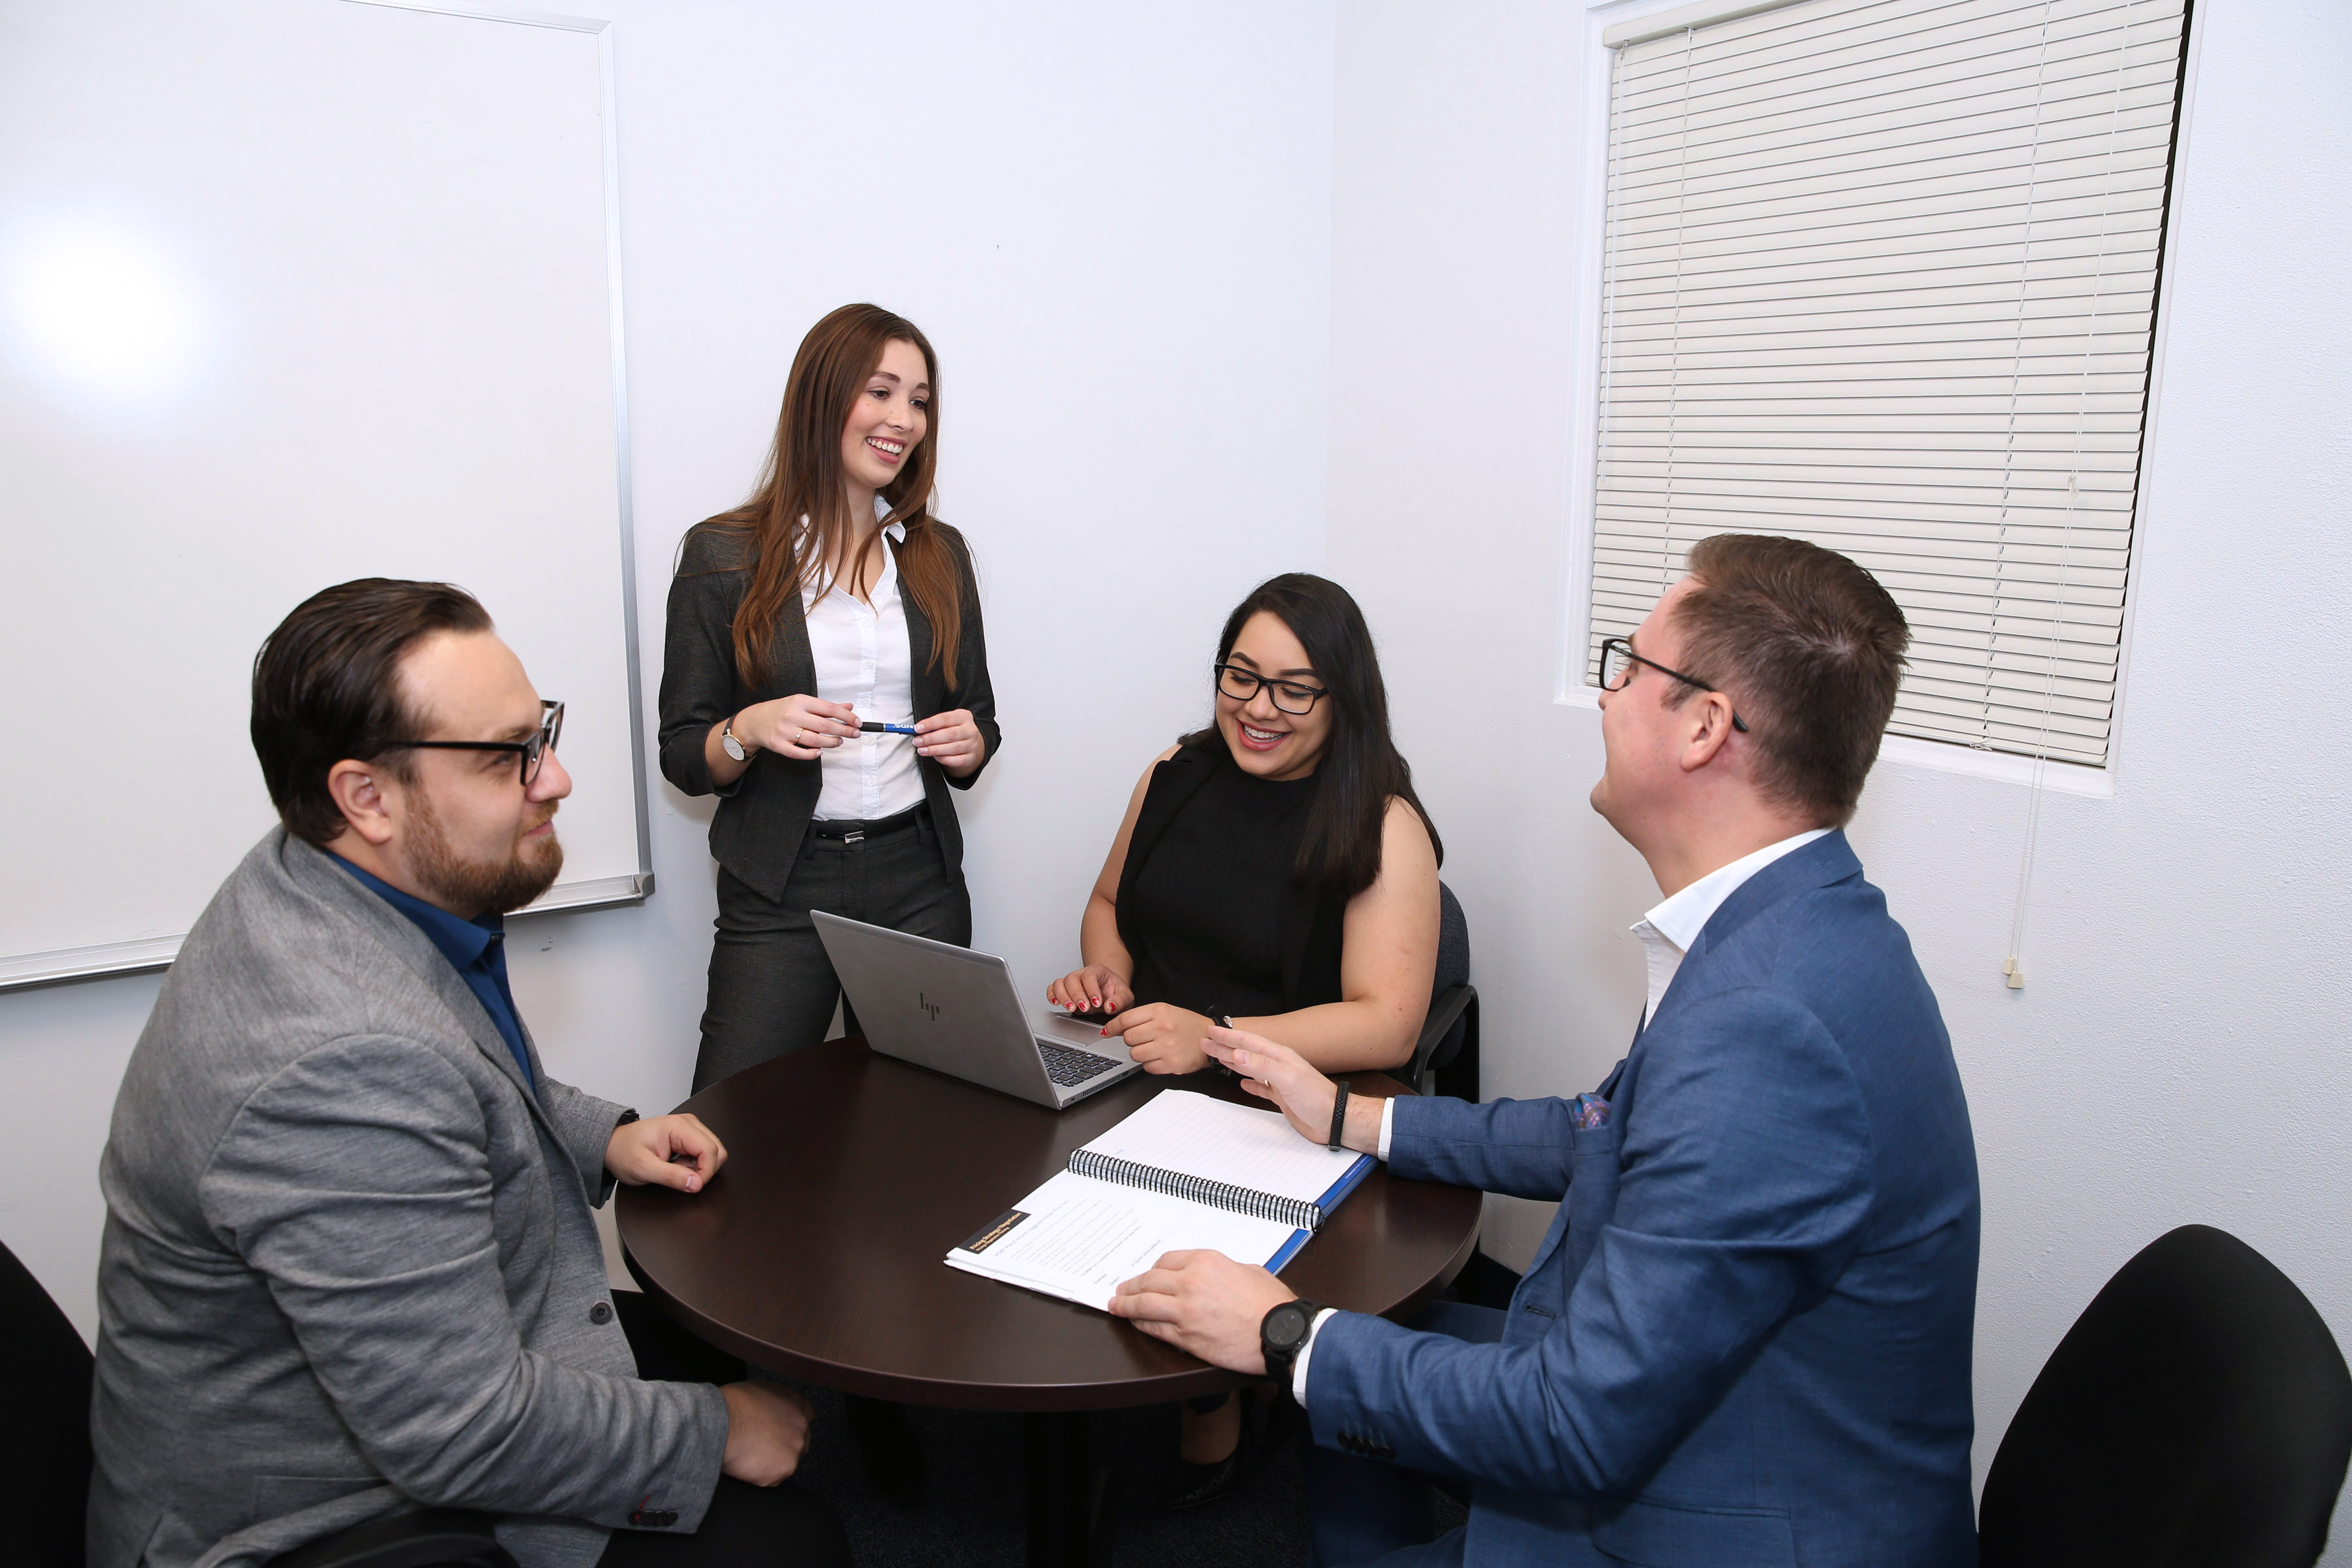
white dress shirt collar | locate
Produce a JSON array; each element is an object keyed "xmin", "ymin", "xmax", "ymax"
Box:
[
  {"xmin": 797, "ymin": 496, "xmax": 906, "ymax": 602},
  {"xmin": 1632, "ymin": 827, "xmax": 1832, "ymax": 1026}
]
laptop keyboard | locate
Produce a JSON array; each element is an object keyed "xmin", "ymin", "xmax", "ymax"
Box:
[{"xmin": 1037, "ymin": 1039, "xmax": 1124, "ymax": 1087}]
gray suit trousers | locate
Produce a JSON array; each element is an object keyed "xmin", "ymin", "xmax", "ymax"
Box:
[{"xmin": 694, "ymin": 808, "xmax": 970, "ymax": 1091}]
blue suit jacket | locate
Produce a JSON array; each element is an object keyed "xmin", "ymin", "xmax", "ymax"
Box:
[{"xmin": 1306, "ymin": 832, "xmax": 1979, "ymax": 1567}]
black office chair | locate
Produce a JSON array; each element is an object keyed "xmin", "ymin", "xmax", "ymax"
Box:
[
  {"xmin": 1, "ymin": 1237, "xmax": 515, "ymax": 1568},
  {"xmin": 1979, "ymin": 1223, "xmax": 2352, "ymax": 1568},
  {"xmin": 1404, "ymin": 881, "xmax": 1478, "ymax": 1100}
]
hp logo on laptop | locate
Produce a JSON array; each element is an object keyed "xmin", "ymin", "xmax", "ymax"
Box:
[{"xmin": 919, "ymin": 992, "xmax": 942, "ymax": 1022}]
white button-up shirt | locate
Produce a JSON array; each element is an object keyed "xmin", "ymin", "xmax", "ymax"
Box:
[
  {"xmin": 802, "ymin": 505, "xmax": 924, "ymax": 823},
  {"xmin": 1300, "ymin": 827, "xmax": 1835, "ymax": 1403}
]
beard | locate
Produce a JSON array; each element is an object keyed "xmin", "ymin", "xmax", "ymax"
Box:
[{"xmin": 408, "ymin": 789, "xmax": 564, "ymax": 916}]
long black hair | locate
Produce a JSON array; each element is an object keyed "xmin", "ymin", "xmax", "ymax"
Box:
[{"xmin": 1181, "ymin": 573, "xmax": 1440, "ymax": 902}]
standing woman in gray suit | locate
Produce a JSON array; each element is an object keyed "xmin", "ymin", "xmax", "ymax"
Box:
[{"xmin": 661, "ymin": 303, "xmax": 998, "ymax": 1094}]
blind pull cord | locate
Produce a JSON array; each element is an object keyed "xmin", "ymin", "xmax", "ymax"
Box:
[{"xmin": 2004, "ymin": 0, "xmax": 2140, "ymax": 994}]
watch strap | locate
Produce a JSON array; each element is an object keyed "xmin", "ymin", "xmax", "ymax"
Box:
[{"xmin": 1327, "ymin": 1080, "xmax": 1351, "ymax": 1152}]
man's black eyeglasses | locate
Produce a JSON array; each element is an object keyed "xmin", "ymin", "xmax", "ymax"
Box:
[
  {"xmin": 1214, "ymin": 663, "xmax": 1329, "ymax": 715},
  {"xmin": 382, "ymin": 700, "xmax": 564, "ymax": 785},
  {"xmin": 1596, "ymin": 639, "xmax": 1748, "ymax": 733}
]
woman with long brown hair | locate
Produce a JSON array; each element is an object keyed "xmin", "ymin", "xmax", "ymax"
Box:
[{"xmin": 660, "ymin": 303, "xmax": 998, "ymax": 1095}]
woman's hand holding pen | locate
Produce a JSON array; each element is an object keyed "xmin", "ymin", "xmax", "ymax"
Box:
[
  {"xmin": 913, "ymin": 708, "xmax": 984, "ymax": 776},
  {"xmin": 734, "ymin": 694, "xmax": 860, "ymax": 759},
  {"xmin": 1109, "ymin": 1004, "xmax": 1219, "ymax": 1075},
  {"xmin": 1047, "ymin": 965, "xmax": 1133, "ymax": 1019}
]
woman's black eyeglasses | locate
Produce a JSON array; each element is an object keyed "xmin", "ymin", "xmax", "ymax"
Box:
[
  {"xmin": 382, "ymin": 700, "xmax": 565, "ymax": 785},
  {"xmin": 1596, "ymin": 639, "xmax": 1748, "ymax": 733},
  {"xmin": 1214, "ymin": 663, "xmax": 1329, "ymax": 715}
]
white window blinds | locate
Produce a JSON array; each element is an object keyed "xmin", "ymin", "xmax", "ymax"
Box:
[{"xmin": 1587, "ymin": 0, "xmax": 2187, "ymax": 766}]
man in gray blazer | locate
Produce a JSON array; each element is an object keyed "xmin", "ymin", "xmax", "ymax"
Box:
[{"xmin": 89, "ymin": 579, "xmax": 847, "ymax": 1568}]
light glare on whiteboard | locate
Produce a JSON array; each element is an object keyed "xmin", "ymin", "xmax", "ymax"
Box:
[{"xmin": 6, "ymin": 221, "xmax": 206, "ymax": 399}]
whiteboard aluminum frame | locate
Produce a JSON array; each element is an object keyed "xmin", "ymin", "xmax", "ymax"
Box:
[{"xmin": 3, "ymin": 0, "xmax": 651, "ymax": 992}]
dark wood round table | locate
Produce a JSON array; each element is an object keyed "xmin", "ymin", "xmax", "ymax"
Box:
[{"xmin": 617, "ymin": 1037, "xmax": 1483, "ymax": 1563}]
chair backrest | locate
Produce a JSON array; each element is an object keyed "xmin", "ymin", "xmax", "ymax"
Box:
[
  {"xmin": 1405, "ymin": 882, "xmax": 1478, "ymax": 1099},
  {"xmin": 1978, "ymin": 1223, "xmax": 2352, "ymax": 1568},
  {"xmin": 1433, "ymin": 881, "xmax": 1469, "ymax": 998},
  {"xmin": 2, "ymin": 1237, "xmax": 94, "ymax": 1568}
]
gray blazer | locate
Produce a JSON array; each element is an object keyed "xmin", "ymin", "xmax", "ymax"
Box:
[
  {"xmin": 657, "ymin": 519, "xmax": 999, "ymax": 900},
  {"xmin": 88, "ymin": 830, "xmax": 728, "ymax": 1568}
]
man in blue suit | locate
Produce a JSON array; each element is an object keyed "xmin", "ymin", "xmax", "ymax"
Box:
[{"xmin": 1110, "ymin": 534, "xmax": 1979, "ymax": 1566}]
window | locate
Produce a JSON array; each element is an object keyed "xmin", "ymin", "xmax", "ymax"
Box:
[{"xmin": 1584, "ymin": 0, "xmax": 2189, "ymax": 766}]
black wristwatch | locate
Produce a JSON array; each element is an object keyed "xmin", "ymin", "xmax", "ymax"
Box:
[{"xmin": 1261, "ymin": 1298, "xmax": 1324, "ymax": 1395}]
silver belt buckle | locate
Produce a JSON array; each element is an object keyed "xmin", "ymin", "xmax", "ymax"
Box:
[{"xmin": 843, "ymin": 829, "xmax": 865, "ymax": 845}]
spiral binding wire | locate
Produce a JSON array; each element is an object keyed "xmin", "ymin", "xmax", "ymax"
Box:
[{"xmin": 1065, "ymin": 1148, "xmax": 1324, "ymax": 1232}]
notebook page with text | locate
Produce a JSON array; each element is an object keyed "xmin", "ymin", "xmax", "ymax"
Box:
[{"xmin": 944, "ymin": 1170, "xmax": 1303, "ymax": 1312}]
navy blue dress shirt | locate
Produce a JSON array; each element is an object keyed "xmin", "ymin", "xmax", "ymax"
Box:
[{"xmin": 330, "ymin": 855, "xmax": 535, "ymax": 1094}]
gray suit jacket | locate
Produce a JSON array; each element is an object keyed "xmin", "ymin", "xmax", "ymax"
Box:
[{"xmin": 89, "ymin": 830, "xmax": 728, "ymax": 1568}]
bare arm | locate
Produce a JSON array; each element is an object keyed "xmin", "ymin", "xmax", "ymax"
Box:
[
  {"xmin": 1047, "ymin": 749, "xmax": 1178, "ymax": 1015},
  {"xmin": 1233, "ymin": 798, "xmax": 1439, "ymax": 1072}
]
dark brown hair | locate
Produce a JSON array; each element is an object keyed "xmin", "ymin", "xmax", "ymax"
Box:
[
  {"xmin": 1181, "ymin": 574, "xmax": 1441, "ymax": 902},
  {"xmin": 1668, "ymin": 534, "xmax": 1909, "ymax": 826},
  {"xmin": 251, "ymin": 578, "xmax": 492, "ymax": 845},
  {"xmin": 698, "ymin": 303, "xmax": 962, "ymax": 689}
]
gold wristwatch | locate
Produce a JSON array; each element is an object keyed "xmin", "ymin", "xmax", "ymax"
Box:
[{"xmin": 721, "ymin": 715, "xmax": 750, "ymax": 762}]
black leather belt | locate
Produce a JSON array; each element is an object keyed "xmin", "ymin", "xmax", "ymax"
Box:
[{"xmin": 806, "ymin": 802, "xmax": 927, "ymax": 845}]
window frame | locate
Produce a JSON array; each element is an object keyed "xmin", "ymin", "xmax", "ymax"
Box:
[{"xmin": 1553, "ymin": 0, "xmax": 2205, "ymax": 800}]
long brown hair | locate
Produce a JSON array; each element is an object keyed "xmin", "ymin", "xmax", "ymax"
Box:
[{"xmin": 704, "ymin": 303, "xmax": 963, "ymax": 689}]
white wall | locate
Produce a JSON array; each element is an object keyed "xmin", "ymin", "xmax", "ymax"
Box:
[
  {"xmin": 10, "ymin": 0, "xmax": 2349, "ymax": 1547},
  {"xmin": 1327, "ymin": 0, "xmax": 2352, "ymax": 1546},
  {"xmin": 0, "ymin": 0, "xmax": 1335, "ymax": 1335}
]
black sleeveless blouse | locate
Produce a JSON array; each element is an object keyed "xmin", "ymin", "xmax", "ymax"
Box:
[{"xmin": 1116, "ymin": 741, "xmax": 1347, "ymax": 1019}]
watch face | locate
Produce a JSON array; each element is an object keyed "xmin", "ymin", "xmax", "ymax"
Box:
[
  {"xmin": 1267, "ymin": 1302, "xmax": 1311, "ymax": 1351},
  {"xmin": 723, "ymin": 730, "xmax": 745, "ymax": 761}
]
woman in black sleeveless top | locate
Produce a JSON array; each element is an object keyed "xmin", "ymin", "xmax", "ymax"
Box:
[
  {"xmin": 1050, "ymin": 573, "xmax": 1440, "ymax": 1075},
  {"xmin": 1047, "ymin": 574, "xmax": 1441, "ymax": 1505},
  {"xmin": 1116, "ymin": 742, "xmax": 1341, "ymax": 1023}
]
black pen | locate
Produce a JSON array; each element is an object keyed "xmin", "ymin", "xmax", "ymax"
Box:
[{"xmin": 1209, "ymin": 1011, "xmax": 1242, "ymax": 1077}]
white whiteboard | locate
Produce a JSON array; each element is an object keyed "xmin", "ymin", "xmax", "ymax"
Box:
[{"xmin": 0, "ymin": 0, "xmax": 649, "ymax": 988}]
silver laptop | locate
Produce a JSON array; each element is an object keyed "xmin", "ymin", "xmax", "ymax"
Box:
[{"xmin": 812, "ymin": 911, "xmax": 1142, "ymax": 1109}]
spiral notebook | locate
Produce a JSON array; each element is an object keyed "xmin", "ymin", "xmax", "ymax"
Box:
[{"xmin": 945, "ymin": 1089, "xmax": 1376, "ymax": 1312}]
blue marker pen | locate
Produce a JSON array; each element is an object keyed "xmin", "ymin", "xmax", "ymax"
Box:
[{"xmin": 858, "ymin": 721, "xmax": 919, "ymax": 736}]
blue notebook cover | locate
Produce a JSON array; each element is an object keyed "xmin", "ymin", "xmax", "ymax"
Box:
[
  {"xmin": 1267, "ymin": 1152, "xmax": 1374, "ymax": 1272},
  {"xmin": 1314, "ymin": 1152, "xmax": 1377, "ymax": 1218},
  {"xmin": 1266, "ymin": 1228, "xmax": 1313, "ymax": 1273}
]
